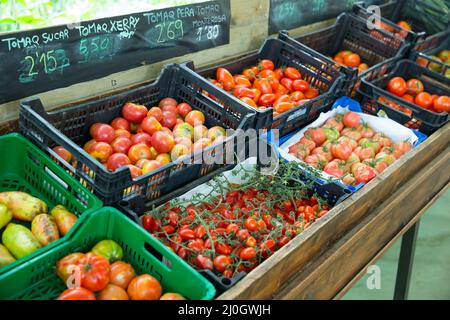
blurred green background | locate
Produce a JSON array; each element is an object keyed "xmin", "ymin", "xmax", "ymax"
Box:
[
  {"xmin": 0, "ymin": 0, "xmax": 205, "ymax": 32},
  {"xmin": 343, "ymin": 189, "xmax": 450, "ymax": 300}
]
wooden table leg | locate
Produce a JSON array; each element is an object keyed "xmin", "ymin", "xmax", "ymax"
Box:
[{"xmin": 393, "ymin": 220, "xmax": 421, "ymax": 300}]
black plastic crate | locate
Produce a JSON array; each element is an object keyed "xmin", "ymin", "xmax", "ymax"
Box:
[
  {"xmin": 355, "ymin": 0, "xmax": 450, "ymax": 42},
  {"xmin": 184, "ymin": 35, "xmax": 345, "ymax": 137},
  {"xmin": 19, "ymin": 64, "xmax": 257, "ymax": 205},
  {"xmin": 359, "ymin": 58, "xmax": 449, "ymax": 134},
  {"xmin": 410, "ymin": 29, "xmax": 450, "ymax": 78},
  {"xmin": 293, "ymin": 11, "xmax": 414, "ymax": 96},
  {"xmin": 116, "ymin": 139, "xmax": 351, "ymax": 295}
]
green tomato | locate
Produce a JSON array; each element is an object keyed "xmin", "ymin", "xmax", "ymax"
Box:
[
  {"xmin": 91, "ymin": 240, "xmax": 123, "ymax": 263},
  {"xmin": 323, "ymin": 127, "xmax": 340, "ymax": 142}
]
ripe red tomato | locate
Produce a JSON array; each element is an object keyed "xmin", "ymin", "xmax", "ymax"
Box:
[
  {"xmin": 179, "ymin": 228, "xmax": 195, "ymax": 240},
  {"xmin": 244, "ymin": 218, "xmax": 258, "ymax": 231},
  {"xmin": 122, "ymin": 102, "xmax": 148, "ymax": 123},
  {"xmin": 89, "ymin": 142, "xmax": 113, "ymax": 163},
  {"xmin": 280, "ymin": 77, "xmax": 293, "ymax": 91},
  {"xmin": 147, "ymin": 107, "xmax": 163, "ymax": 122},
  {"xmin": 90, "ymin": 123, "xmax": 115, "ymax": 143},
  {"xmin": 240, "ymin": 247, "xmax": 256, "ymax": 260},
  {"xmin": 284, "ymin": 67, "xmax": 301, "ymax": 80},
  {"xmin": 342, "ymin": 111, "xmax": 361, "ymax": 128},
  {"xmin": 185, "ymin": 110, "xmax": 205, "ymax": 127},
  {"xmin": 292, "ymin": 79, "xmax": 309, "ymax": 92},
  {"xmin": 215, "ymin": 243, "xmax": 232, "ymax": 255},
  {"xmin": 77, "ymin": 252, "xmax": 110, "ymax": 292},
  {"xmin": 196, "ymin": 255, "xmax": 213, "ymax": 270},
  {"xmin": 98, "ymin": 284, "xmax": 129, "ymax": 300},
  {"xmin": 433, "ymin": 96, "xmax": 450, "ymax": 113},
  {"xmin": 237, "ymin": 229, "xmax": 250, "ymax": 241},
  {"xmin": 176, "ymin": 103, "xmax": 193, "ymax": 118},
  {"xmin": 324, "ymin": 159, "xmax": 347, "ymax": 178},
  {"xmin": 151, "ymin": 131, "xmax": 175, "ymax": 154},
  {"xmin": 258, "ymin": 93, "xmax": 277, "ymax": 106},
  {"xmin": 213, "ymin": 255, "xmax": 232, "ymax": 273},
  {"xmin": 406, "ymin": 79, "xmax": 424, "ymax": 96},
  {"xmin": 107, "ymin": 153, "xmax": 131, "ymax": 171},
  {"xmin": 254, "ymin": 78, "xmax": 273, "ymax": 94},
  {"xmin": 111, "ymin": 117, "xmax": 131, "ymax": 131},
  {"xmin": 353, "ymin": 163, "xmax": 378, "ymax": 184},
  {"xmin": 110, "ymin": 261, "xmax": 136, "ymax": 289},
  {"xmin": 387, "ymin": 77, "xmax": 407, "ymax": 97},
  {"xmin": 127, "ymin": 274, "xmax": 162, "ymax": 300},
  {"xmin": 402, "ymin": 94, "xmax": 415, "ymax": 104},
  {"xmin": 415, "ymin": 92, "xmax": 433, "ymax": 109},
  {"xmin": 111, "ymin": 137, "xmax": 132, "ymax": 154},
  {"xmin": 128, "ymin": 143, "xmax": 152, "ymax": 164},
  {"xmin": 258, "ymin": 59, "xmax": 275, "ymax": 71},
  {"xmin": 161, "ymin": 111, "xmax": 177, "ymax": 129},
  {"xmin": 131, "ymin": 133, "xmax": 152, "ymax": 146},
  {"xmin": 216, "ymin": 67, "xmax": 235, "ymax": 90},
  {"xmin": 58, "ymin": 288, "xmax": 96, "ymax": 300},
  {"xmin": 158, "ymin": 98, "xmax": 177, "ymax": 109},
  {"xmin": 304, "ymin": 88, "xmax": 319, "ymax": 99},
  {"xmin": 141, "ymin": 116, "xmax": 162, "ymax": 135},
  {"xmin": 344, "ymin": 53, "xmax": 361, "ymax": 67}
]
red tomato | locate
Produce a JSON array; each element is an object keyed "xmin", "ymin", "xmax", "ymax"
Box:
[
  {"xmin": 151, "ymin": 131, "xmax": 175, "ymax": 154},
  {"xmin": 433, "ymin": 96, "xmax": 450, "ymax": 113},
  {"xmin": 110, "ymin": 261, "xmax": 136, "ymax": 289},
  {"xmin": 258, "ymin": 59, "xmax": 275, "ymax": 71},
  {"xmin": 141, "ymin": 116, "xmax": 162, "ymax": 135},
  {"xmin": 280, "ymin": 77, "xmax": 293, "ymax": 91},
  {"xmin": 107, "ymin": 153, "xmax": 131, "ymax": 171},
  {"xmin": 177, "ymin": 103, "xmax": 193, "ymax": 118},
  {"xmin": 194, "ymin": 225, "xmax": 206, "ymax": 238},
  {"xmin": 284, "ymin": 67, "xmax": 301, "ymax": 80},
  {"xmin": 415, "ymin": 92, "xmax": 433, "ymax": 109},
  {"xmin": 402, "ymin": 94, "xmax": 415, "ymax": 104},
  {"xmin": 158, "ymin": 98, "xmax": 177, "ymax": 109},
  {"xmin": 127, "ymin": 274, "xmax": 162, "ymax": 300},
  {"xmin": 188, "ymin": 238, "xmax": 204, "ymax": 252},
  {"xmin": 142, "ymin": 215, "xmax": 160, "ymax": 232},
  {"xmin": 234, "ymin": 75, "xmax": 252, "ymax": 88},
  {"xmin": 273, "ymin": 68, "xmax": 284, "ymax": 80},
  {"xmin": 304, "ymin": 88, "xmax": 319, "ymax": 99},
  {"xmin": 342, "ymin": 111, "xmax": 361, "ymax": 128},
  {"xmin": 122, "ymin": 103, "xmax": 148, "ymax": 123},
  {"xmin": 254, "ymin": 78, "xmax": 273, "ymax": 94},
  {"xmin": 213, "ymin": 255, "xmax": 232, "ymax": 273},
  {"xmin": 244, "ymin": 218, "xmax": 258, "ymax": 231},
  {"xmin": 179, "ymin": 228, "xmax": 195, "ymax": 240},
  {"xmin": 406, "ymin": 79, "xmax": 424, "ymax": 96},
  {"xmin": 240, "ymin": 247, "xmax": 256, "ymax": 260},
  {"xmin": 77, "ymin": 252, "xmax": 110, "ymax": 292},
  {"xmin": 354, "ymin": 164, "xmax": 378, "ymax": 184},
  {"xmin": 131, "ymin": 133, "xmax": 152, "ymax": 146},
  {"xmin": 90, "ymin": 123, "xmax": 115, "ymax": 144},
  {"xmin": 111, "ymin": 117, "xmax": 131, "ymax": 131},
  {"xmin": 147, "ymin": 107, "xmax": 164, "ymax": 122},
  {"xmin": 324, "ymin": 159, "xmax": 347, "ymax": 178},
  {"xmin": 243, "ymin": 67, "xmax": 258, "ymax": 81},
  {"xmin": 128, "ymin": 143, "xmax": 152, "ymax": 164},
  {"xmin": 344, "ymin": 53, "xmax": 361, "ymax": 67},
  {"xmin": 161, "ymin": 111, "xmax": 177, "ymax": 129},
  {"xmin": 89, "ymin": 142, "xmax": 113, "ymax": 163},
  {"xmin": 387, "ymin": 77, "xmax": 407, "ymax": 97},
  {"xmin": 292, "ymin": 79, "xmax": 309, "ymax": 92},
  {"xmin": 258, "ymin": 93, "xmax": 277, "ymax": 106},
  {"xmin": 196, "ymin": 255, "xmax": 213, "ymax": 270},
  {"xmin": 58, "ymin": 288, "xmax": 96, "ymax": 300},
  {"xmin": 111, "ymin": 137, "xmax": 132, "ymax": 154},
  {"xmin": 185, "ymin": 110, "xmax": 205, "ymax": 127},
  {"xmin": 237, "ymin": 229, "xmax": 250, "ymax": 241},
  {"xmin": 216, "ymin": 68, "xmax": 235, "ymax": 90}
]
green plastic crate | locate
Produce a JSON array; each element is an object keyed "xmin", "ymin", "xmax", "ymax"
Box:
[
  {"xmin": 0, "ymin": 133, "xmax": 102, "ymax": 275},
  {"xmin": 0, "ymin": 207, "xmax": 216, "ymax": 300}
]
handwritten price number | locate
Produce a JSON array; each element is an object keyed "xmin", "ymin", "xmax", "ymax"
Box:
[
  {"xmin": 155, "ymin": 20, "xmax": 184, "ymax": 43},
  {"xmin": 79, "ymin": 35, "xmax": 113, "ymax": 63},
  {"xmin": 19, "ymin": 49, "xmax": 69, "ymax": 83},
  {"xmin": 196, "ymin": 25, "xmax": 220, "ymax": 41}
]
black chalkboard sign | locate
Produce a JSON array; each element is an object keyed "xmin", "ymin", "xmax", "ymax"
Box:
[
  {"xmin": 268, "ymin": 0, "xmax": 383, "ymax": 35},
  {"xmin": 0, "ymin": 0, "xmax": 230, "ymax": 104}
]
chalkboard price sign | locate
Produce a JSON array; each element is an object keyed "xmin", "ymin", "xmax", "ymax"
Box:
[
  {"xmin": 0, "ymin": 0, "xmax": 230, "ymax": 104},
  {"xmin": 268, "ymin": 0, "xmax": 381, "ymax": 35}
]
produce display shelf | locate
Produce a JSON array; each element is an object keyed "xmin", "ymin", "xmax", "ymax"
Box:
[
  {"xmin": 0, "ymin": 133, "xmax": 102, "ymax": 276},
  {"xmin": 0, "ymin": 207, "xmax": 216, "ymax": 300}
]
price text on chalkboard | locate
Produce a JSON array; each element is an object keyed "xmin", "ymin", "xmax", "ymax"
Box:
[
  {"xmin": 268, "ymin": 0, "xmax": 381, "ymax": 35},
  {"xmin": 0, "ymin": 0, "xmax": 230, "ymax": 104}
]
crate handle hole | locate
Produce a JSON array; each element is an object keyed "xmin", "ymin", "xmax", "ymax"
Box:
[
  {"xmin": 221, "ymin": 277, "xmax": 232, "ymax": 286},
  {"xmin": 144, "ymin": 242, "xmax": 164, "ymax": 263}
]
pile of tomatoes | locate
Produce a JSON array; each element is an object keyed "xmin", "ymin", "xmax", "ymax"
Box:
[
  {"xmin": 288, "ymin": 111, "xmax": 413, "ymax": 186},
  {"xmin": 56, "ymin": 239, "xmax": 185, "ymax": 300},
  {"xmin": 209, "ymin": 59, "xmax": 320, "ymax": 117},
  {"xmin": 142, "ymin": 163, "xmax": 330, "ymax": 278},
  {"xmin": 384, "ymin": 77, "xmax": 450, "ymax": 114},
  {"xmin": 332, "ymin": 51, "xmax": 369, "ymax": 74},
  {"xmin": 374, "ymin": 20, "xmax": 411, "ymax": 39},
  {"xmin": 52, "ymin": 98, "xmax": 227, "ymax": 178}
]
